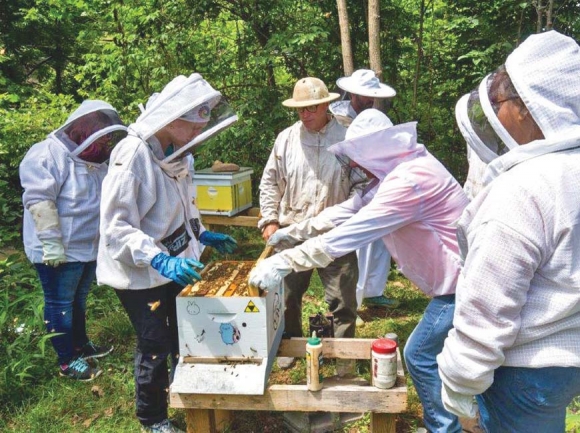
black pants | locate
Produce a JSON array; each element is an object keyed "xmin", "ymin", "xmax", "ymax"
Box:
[{"xmin": 115, "ymin": 282, "xmax": 181, "ymax": 426}]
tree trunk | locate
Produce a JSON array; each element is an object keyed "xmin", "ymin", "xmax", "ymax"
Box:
[
  {"xmin": 336, "ymin": 0, "xmax": 354, "ymax": 76},
  {"xmin": 368, "ymin": 0, "xmax": 384, "ymax": 111},
  {"xmin": 546, "ymin": 0, "xmax": 554, "ymax": 30},
  {"xmin": 413, "ymin": 0, "xmax": 426, "ymax": 112},
  {"xmin": 534, "ymin": 0, "xmax": 544, "ymax": 33}
]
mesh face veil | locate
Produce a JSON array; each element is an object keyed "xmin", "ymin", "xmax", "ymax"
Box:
[
  {"xmin": 58, "ymin": 109, "xmax": 128, "ymax": 164},
  {"xmin": 333, "ymin": 154, "xmax": 370, "ymax": 185},
  {"xmin": 163, "ymin": 96, "xmax": 237, "ymax": 163},
  {"xmin": 455, "ymin": 68, "xmax": 520, "ymax": 164},
  {"xmin": 130, "ymin": 74, "xmax": 238, "ymax": 163}
]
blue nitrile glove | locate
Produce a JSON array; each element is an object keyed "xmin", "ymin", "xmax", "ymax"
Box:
[
  {"xmin": 199, "ymin": 231, "xmax": 238, "ymax": 254},
  {"xmin": 150, "ymin": 253, "xmax": 204, "ymax": 286}
]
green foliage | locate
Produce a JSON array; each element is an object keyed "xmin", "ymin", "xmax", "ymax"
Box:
[
  {"xmin": 0, "ymin": 253, "xmax": 54, "ymax": 410},
  {"xmin": 568, "ymin": 397, "xmax": 580, "ymax": 432}
]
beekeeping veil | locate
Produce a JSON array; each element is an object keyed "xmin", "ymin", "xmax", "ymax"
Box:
[
  {"xmin": 455, "ymin": 31, "xmax": 580, "ymax": 170},
  {"xmin": 131, "ymin": 73, "xmax": 237, "ymax": 163},
  {"xmin": 51, "ymin": 100, "xmax": 127, "ymax": 164}
]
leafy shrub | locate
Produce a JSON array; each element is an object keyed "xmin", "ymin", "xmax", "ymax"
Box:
[{"xmin": 0, "ymin": 253, "xmax": 55, "ymax": 410}]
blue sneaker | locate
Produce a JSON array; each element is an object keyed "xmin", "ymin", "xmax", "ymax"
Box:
[
  {"xmin": 59, "ymin": 357, "xmax": 102, "ymax": 381},
  {"xmin": 362, "ymin": 296, "xmax": 400, "ymax": 308}
]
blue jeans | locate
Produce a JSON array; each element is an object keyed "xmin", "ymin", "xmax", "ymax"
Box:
[
  {"xmin": 115, "ymin": 282, "xmax": 181, "ymax": 427},
  {"xmin": 35, "ymin": 261, "xmax": 95, "ymax": 365},
  {"xmin": 477, "ymin": 366, "xmax": 580, "ymax": 433},
  {"xmin": 403, "ymin": 294, "xmax": 462, "ymax": 433}
]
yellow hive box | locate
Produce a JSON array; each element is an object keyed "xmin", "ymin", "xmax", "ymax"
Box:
[{"xmin": 193, "ymin": 167, "xmax": 253, "ymax": 216}]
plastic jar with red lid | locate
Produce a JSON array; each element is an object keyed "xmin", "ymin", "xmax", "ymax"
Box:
[{"xmin": 371, "ymin": 338, "xmax": 397, "ymax": 389}]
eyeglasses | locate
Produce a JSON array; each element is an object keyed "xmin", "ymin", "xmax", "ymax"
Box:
[
  {"xmin": 296, "ymin": 105, "xmax": 319, "ymax": 114},
  {"xmin": 490, "ymin": 94, "xmax": 520, "ymax": 112}
]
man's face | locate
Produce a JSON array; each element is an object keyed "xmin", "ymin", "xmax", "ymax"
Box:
[
  {"xmin": 350, "ymin": 94, "xmax": 375, "ymax": 114},
  {"xmin": 297, "ymin": 102, "xmax": 330, "ymax": 132}
]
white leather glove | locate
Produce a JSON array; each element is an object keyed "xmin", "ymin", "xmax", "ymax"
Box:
[
  {"xmin": 267, "ymin": 216, "xmax": 336, "ymax": 252},
  {"xmin": 41, "ymin": 239, "xmax": 66, "ymax": 267},
  {"xmin": 267, "ymin": 227, "xmax": 299, "ymax": 251},
  {"xmin": 278, "ymin": 237, "xmax": 334, "ymax": 272},
  {"xmin": 441, "ymin": 382, "xmax": 477, "ymax": 418},
  {"xmin": 248, "ymin": 255, "xmax": 293, "ymax": 291}
]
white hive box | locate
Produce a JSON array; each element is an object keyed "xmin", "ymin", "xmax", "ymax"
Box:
[
  {"xmin": 172, "ymin": 256, "xmax": 284, "ymax": 395},
  {"xmin": 193, "ymin": 167, "xmax": 253, "ymax": 216}
]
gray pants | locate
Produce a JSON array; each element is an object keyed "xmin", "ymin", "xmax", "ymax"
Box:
[{"xmin": 283, "ymin": 252, "xmax": 358, "ymax": 339}]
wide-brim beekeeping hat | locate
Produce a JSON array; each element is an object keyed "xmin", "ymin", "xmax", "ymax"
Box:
[
  {"xmin": 282, "ymin": 77, "xmax": 340, "ymax": 108},
  {"xmin": 336, "ymin": 69, "xmax": 396, "ymax": 98}
]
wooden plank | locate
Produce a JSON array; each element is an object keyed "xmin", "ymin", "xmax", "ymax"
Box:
[
  {"xmin": 213, "ymin": 410, "xmax": 231, "ymax": 432},
  {"xmin": 202, "ymin": 214, "xmax": 259, "ymax": 228},
  {"xmin": 171, "ymin": 377, "xmax": 407, "ymax": 413},
  {"xmin": 371, "ymin": 412, "xmax": 397, "ymax": 433},
  {"xmin": 278, "ymin": 337, "xmax": 373, "ymax": 359},
  {"xmin": 186, "ymin": 409, "xmax": 211, "ymax": 433},
  {"xmin": 186, "ymin": 409, "xmax": 231, "ymax": 433}
]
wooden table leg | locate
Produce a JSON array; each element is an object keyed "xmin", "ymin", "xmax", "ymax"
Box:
[
  {"xmin": 186, "ymin": 409, "xmax": 231, "ymax": 433},
  {"xmin": 370, "ymin": 412, "xmax": 397, "ymax": 433}
]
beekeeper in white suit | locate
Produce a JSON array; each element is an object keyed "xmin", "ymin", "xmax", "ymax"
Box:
[
  {"xmin": 437, "ymin": 31, "xmax": 580, "ymax": 432},
  {"xmin": 97, "ymin": 73, "xmax": 238, "ymax": 433},
  {"xmin": 330, "ymin": 69, "xmax": 399, "ymax": 313},
  {"xmin": 252, "ymin": 109, "xmax": 469, "ymax": 433},
  {"xmin": 20, "ymin": 100, "xmax": 126, "ymax": 381},
  {"xmin": 258, "ymin": 77, "xmax": 364, "ymax": 374}
]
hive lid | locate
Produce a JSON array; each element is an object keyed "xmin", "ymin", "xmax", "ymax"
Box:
[{"xmin": 195, "ymin": 166, "xmax": 254, "ymax": 175}]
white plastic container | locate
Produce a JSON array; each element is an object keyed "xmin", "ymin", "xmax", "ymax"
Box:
[
  {"xmin": 306, "ymin": 332, "xmax": 324, "ymax": 391},
  {"xmin": 371, "ymin": 338, "xmax": 397, "ymax": 389},
  {"xmin": 384, "ymin": 332, "xmax": 399, "ymax": 345}
]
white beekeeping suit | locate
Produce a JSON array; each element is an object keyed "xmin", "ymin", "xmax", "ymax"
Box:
[
  {"xmin": 437, "ymin": 31, "xmax": 580, "ymax": 427},
  {"xmin": 97, "ymin": 73, "xmax": 237, "ymax": 290},
  {"xmin": 462, "ymin": 146, "xmax": 487, "ymax": 201},
  {"xmin": 20, "ymin": 100, "xmax": 127, "ymax": 264},
  {"xmin": 258, "ymin": 118, "xmax": 356, "ymax": 229}
]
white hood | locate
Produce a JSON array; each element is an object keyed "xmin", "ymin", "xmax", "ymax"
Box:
[
  {"xmin": 128, "ymin": 73, "xmax": 238, "ymax": 162},
  {"xmin": 486, "ymin": 31, "xmax": 580, "ymax": 180},
  {"xmin": 457, "ymin": 31, "xmax": 580, "ymax": 183},
  {"xmin": 50, "ymin": 100, "xmax": 127, "ymax": 163},
  {"xmin": 327, "ymin": 109, "xmax": 424, "ymax": 181}
]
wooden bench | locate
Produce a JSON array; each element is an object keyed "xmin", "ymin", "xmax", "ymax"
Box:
[
  {"xmin": 170, "ymin": 337, "xmax": 408, "ymax": 433},
  {"xmin": 200, "ymin": 206, "xmax": 261, "ymax": 230}
]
